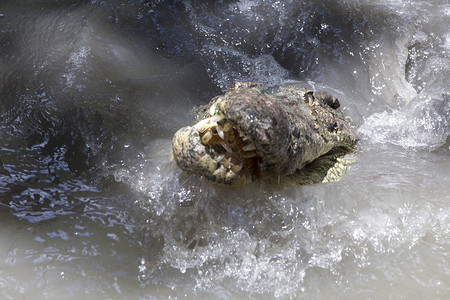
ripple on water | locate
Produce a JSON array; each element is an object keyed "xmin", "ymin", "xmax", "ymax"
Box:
[{"xmin": 0, "ymin": 0, "xmax": 449, "ymax": 298}]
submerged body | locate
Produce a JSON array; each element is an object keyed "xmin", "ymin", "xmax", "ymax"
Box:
[{"xmin": 173, "ymin": 82, "xmax": 357, "ymax": 186}]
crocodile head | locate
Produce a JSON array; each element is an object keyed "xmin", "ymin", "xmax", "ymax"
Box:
[{"xmin": 172, "ymin": 82, "xmax": 357, "ymax": 186}]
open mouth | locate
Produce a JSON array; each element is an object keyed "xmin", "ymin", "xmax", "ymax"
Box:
[{"xmin": 193, "ymin": 109, "xmax": 260, "ymax": 182}]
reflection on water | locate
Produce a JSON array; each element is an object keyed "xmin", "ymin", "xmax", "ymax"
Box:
[{"xmin": 0, "ymin": 0, "xmax": 449, "ymax": 298}]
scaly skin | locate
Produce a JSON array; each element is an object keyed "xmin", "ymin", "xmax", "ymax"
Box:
[{"xmin": 172, "ymin": 82, "xmax": 357, "ymax": 186}]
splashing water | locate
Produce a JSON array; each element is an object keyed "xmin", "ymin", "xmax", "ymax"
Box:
[{"xmin": 0, "ymin": 0, "xmax": 449, "ymax": 299}]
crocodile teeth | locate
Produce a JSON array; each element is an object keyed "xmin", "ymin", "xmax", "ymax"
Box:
[
  {"xmin": 195, "ymin": 115, "xmax": 260, "ymax": 178},
  {"xmin": 220, "ymin": 141, "xmax": 233, "ymax": 153},
  {"xmin": 216, "ymin": 125, "xmax": 225, "ymax": 139},
  {"xmin": 202, "ymin": 131, "xmax": 213, "ymax": 144},
  {"xmin": 241, "ymin": 134, "xmax": 251, "ymax": 141},
  {"xmin": 242, "ymin": 151, "xmax": 257, "ymax": 158},
  {"xmin": 242, "ymin": 143, "xmax": 256, "ymax": 152},
  {"xmin": 226, "ymin": 158, "xmax": 233, "ymax": 170},
  {"xmin": 194, "ymin": 118, "xmax": 211, "ymax": 131},
  {"xmin": 209, "ymin": 103, "xmax": 216, "ymax": 116},
  {"xmin": 211, "ymin": 114, "xmax": 224, "ymax": 122},
  {"xmin": 230, "ymin": 162, "xmax": 243, "ymax": 173}
]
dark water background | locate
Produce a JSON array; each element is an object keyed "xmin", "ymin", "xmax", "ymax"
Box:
[{"xmin": 0, "ymin": 0, "xmax": 449, "ymax": 298}]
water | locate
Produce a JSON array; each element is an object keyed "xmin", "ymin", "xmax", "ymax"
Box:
[{"xmin": 0, "ymin": 0, "xmax": 449, "ymax": 298}]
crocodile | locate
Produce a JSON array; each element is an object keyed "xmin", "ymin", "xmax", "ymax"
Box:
[{"xmin": 172, "ymin": 82, "xmax": 357, "ymax": 186}]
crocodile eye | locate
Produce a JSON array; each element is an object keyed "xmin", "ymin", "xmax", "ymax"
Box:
[{"xmin": 328, "ymin": 97, "xmax": 340, "ymax": 109}]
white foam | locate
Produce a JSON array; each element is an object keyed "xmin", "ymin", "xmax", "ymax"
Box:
[{"xmin": 359, "ymin": 94, "xmax": 450, "ymax": 150}]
